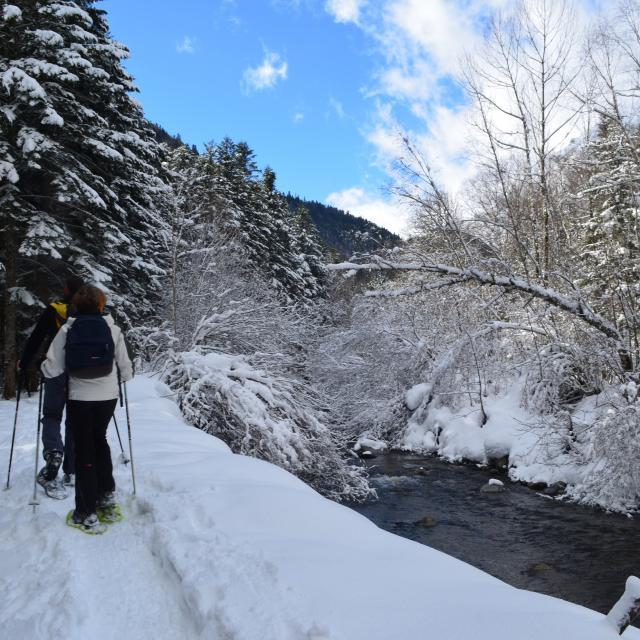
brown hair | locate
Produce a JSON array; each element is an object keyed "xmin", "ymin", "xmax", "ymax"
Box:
[{"xmin": 71, "ymin": 285, "xmax": 107, "ymax": 315}]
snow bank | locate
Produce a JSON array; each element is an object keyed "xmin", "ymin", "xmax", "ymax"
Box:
[
  {"xmin": 401, "ymin": 385, "xmax": 529, "ymax": 464},
  {"xmin": 399, "ymin": 374, "xmax": 640, "ymax": 512},
  {"xmin": 0, "ymin": 376, "xmax": 636, "ymax": 639}
]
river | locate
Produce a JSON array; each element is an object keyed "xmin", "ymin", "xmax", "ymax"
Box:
[{"xmin": 349, "ymin": 452, "xmax": 640, "ymax": 616}]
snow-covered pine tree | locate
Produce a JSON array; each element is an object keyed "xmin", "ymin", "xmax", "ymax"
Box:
[
  {"xmin": 0, "ymin": 0, "xmax": 169, "ymax": 395},
  {"xmin": 578, "ymin": 117, "xmax": 640, "ymax": 356},
  {"xmin": 259, "ymin": 166, "xmax": 326, "ymax": 301},
  {"xmin": 289, "ymin": 201, "xmax": 327, "ymax": 298},
  {"xmin": 162, "ymin": 144, "xmax": 224, "ymax": 341},
  {"xmin": 206, "ymin": 138, "xmax": 325, "ymax": 302}
]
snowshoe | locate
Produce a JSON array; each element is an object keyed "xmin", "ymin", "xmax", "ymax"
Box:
[
  {"xmin": 97, "ymin": 504, "xmax": 124, "ymax": 524},
  {"xmin": 37, "ymin": 473, "xmax": 68, "ymax": 500},
  {"xmin": 66, "ymin": 511, "xmax": 107, "ymax": 535}
]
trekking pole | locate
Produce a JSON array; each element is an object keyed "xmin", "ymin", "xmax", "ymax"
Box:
[
  {"xmin": 123, "ymin": 382, "xmax": 136, "ymax": 496},
  {"xmin": 29, "ymin": 379, "xmax": 44, "ymax": 512},
  {"xmin": 112, "ymin": 416, "xmax": 130, "ymax": 464},
  {"xmin": 5, "ymin": 377, "xmax": 23, "ymax": 490}
]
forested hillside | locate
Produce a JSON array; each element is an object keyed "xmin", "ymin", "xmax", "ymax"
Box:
[{"xmin": 286, "ymin": 194, "xmax": 401, "ymax": 258}]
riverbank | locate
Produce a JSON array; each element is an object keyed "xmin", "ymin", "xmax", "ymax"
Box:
[{"xmin": 378, "ymin": 379, "xmax": 640, "ymax": 515}]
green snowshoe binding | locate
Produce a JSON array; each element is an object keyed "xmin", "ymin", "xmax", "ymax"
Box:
[
  {"xmin": 66, "ymin": 510, "xmax": 107, "ymax": 535},
  {"xmin": 95, "ymin": 492, "xmax": 123, "ymax": 524},
  {"xmin": 97, "ymin": 504, "xmax": 124, "ymax": 524}
]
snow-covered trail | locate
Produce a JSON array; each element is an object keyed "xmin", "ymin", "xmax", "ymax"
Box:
[
  {"xmin": 0, "ymin": 377, "xmax": 320, "ymax": 639},
  {"xmin": 0, "ymin": 389, "xmax": 197, "ymax": 640},
  {"xmin": 1, "ymin": 376, "xmax": 638, "ymax": 640}
]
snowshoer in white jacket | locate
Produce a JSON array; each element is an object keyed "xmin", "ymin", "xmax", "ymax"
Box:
[{"xmin": 41, "ymin": 284, "xmax": 133, "ymax": 534}]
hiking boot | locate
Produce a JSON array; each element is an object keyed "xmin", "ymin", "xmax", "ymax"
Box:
[
  {"xmin": 63, "ymin": 473, "xmax": 75, "ymax": 487},
  {"xmin": 70, "ymin": 511, "xmax": 107, "ymax": 535},
  {"xmin": 97, "ymin": 491, "xmax": 116, "ymax": 509},
  {"xmin": 41, "ymin": 450, "xmax": 63, "ymax": 482}
]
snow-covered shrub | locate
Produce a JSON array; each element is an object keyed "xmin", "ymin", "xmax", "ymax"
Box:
[
  {"xmin": 164, "ymin": 350, "xmax": 374, "ymax": 502},
  {"xmin": 307, "ymin": 285, "xmax": 422, "ymax": 443},
  {"xmin": 569, "ymin": 384, "xmax": 640, "ymax": 513},
  {"xmin": 132, "ymin": 162, "xmax": 374, "ymax": 502},
  {"xmin": 523, "ymin": 344, "xmax": 602, "ymax": 414}
]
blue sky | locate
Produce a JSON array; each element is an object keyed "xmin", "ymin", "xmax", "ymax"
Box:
[
  {"xmin": 102, "ymin": 0, "xmax": 386, "ymax": 204},
  {"xmin": 101, "ymin": 0, "xmax": 604, "ymax": 234}
]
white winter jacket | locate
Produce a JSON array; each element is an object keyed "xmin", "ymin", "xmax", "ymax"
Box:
[{"xmin": 41, "ymin": 314, "xmax": 133, "ymax": 401}]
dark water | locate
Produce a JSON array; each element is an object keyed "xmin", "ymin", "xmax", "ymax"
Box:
[{"xmin": 349, "ymin": 453, "xmax": 640, "ymax": 615}]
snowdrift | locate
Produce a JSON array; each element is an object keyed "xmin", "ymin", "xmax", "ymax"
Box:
[{"xmin": 0, "ymin": 376, "xmax": 636, "ymax": 639}]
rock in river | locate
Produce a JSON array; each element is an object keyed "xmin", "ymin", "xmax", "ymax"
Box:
[{"xmin": 480, "ymin": 479, "xmax": 506, "ymax": 493}]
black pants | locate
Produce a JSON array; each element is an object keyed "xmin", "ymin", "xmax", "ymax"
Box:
[{"xmin": 67, "ymin": 399, "xmax": 117, "ymax": 515}]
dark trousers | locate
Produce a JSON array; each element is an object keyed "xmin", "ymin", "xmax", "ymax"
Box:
[
  {"xmin": 67, "ymin": 399, "xmax": 117, "ymax": 515},
  {"xmin": 41, "ymin": 374, "xmax": 75, "ymax": 474}
]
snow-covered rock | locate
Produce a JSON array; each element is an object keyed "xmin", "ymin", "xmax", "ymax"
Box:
[
  {"xmin": 481, "ymin": 479, "xmax": 506, "ymax": 493},
  {"xmin": 353, "ymin": 436, "xmax": 387, "ymax": 452}
]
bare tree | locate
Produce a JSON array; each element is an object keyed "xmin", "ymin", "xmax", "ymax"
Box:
[{"xmin": 463, "ymin": 0, "xmax": 584, "ymax": 279}]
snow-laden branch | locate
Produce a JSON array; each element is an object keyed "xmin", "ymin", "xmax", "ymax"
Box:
[
  {"xmin": 328, "ymin": 258, "xmax": 621, "ymax": 344},
  {"xmin": 363, "ymin": 278, "xmax": 462, "ymax": 298},
  {"xmin": 431, "ymin": 321, "xmax": 547, "ymax": 390},
  {"xmin": 408, "ymin": 321, "xmax": 549, "ymax": 425}
]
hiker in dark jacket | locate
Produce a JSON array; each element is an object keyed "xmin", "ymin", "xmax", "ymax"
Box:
[
  {"xmin": 41, "ymin": 284, "xmax": 133, "ymax": 534},
  {"xmin": 18, "ymin": 275, "xmax": 84, "ymax": 490}
]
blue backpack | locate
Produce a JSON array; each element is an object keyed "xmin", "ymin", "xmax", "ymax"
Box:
[{"xmin": 65, "ymin": 315, "xmax": 115, "ymax": 379}]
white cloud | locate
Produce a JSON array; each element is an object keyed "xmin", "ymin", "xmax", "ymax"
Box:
[
  {"xmin": 293, "ymin": 111, "xmax": 305, "ymax": 123},
  {"xmin": 325, "ymin": 0, "xmax": 366, "ymax": 24},
  {"xmin": 365, "ymin": 101, "xmax": 404, "ymax": 162},
  {"xmin": 378, "ymin": 60, "xmax": 437, "ymax": 102},
  {"xmin": 414, "ymin": 106, "xmax": 476, "ymax": 194},
  {"xmin": 176, "ymin": 36, "xmax": 196, "ymax": 54},
  {"xmin": 383, "ymin": 0, "xmax": 480, "ymax": 76},
  {"xmin": 326, "ymin": 187, "xmax": 409, "ymax": 235},
  {"xmin": 243, "ymin": 50, "xmax": 288, "ymax": 92},
  {"xmin": 331, "ymin": 0, "xmax": 602, "ymax": 199}
]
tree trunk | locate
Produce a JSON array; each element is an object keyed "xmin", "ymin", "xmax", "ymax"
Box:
[{"xmin": 2, "ymin": 228, "xmax": 17, "ymax": 399}]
